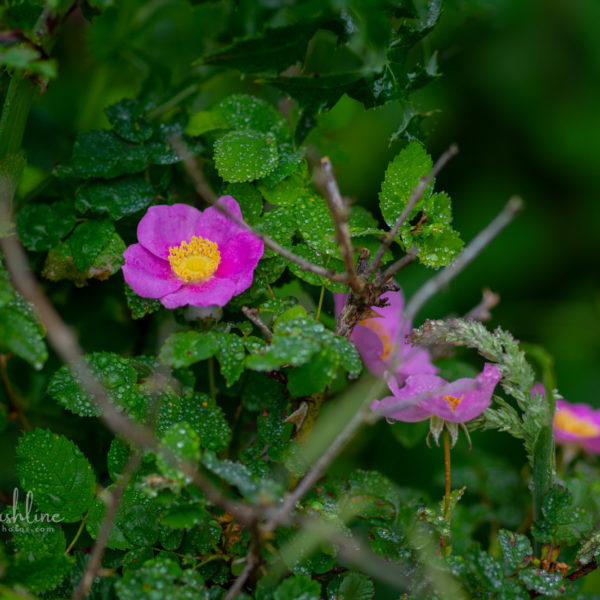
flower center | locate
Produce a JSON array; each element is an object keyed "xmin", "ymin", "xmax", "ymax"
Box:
[
  {"xmin": 359, "ymin": 319, "xmax": 393, "ymax": 360},
  {"xmin": 168, "ymin": 235, "xmax": 220, "ymax": 283},
  {"xmin": 554, "ymin": 409, "xmax": 600, "ymax": 438},
  {"xmin": 444, "ymin": 394, "xmax": 465, "ymax": 411}
]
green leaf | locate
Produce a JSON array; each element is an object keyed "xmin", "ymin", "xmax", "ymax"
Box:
[
  {"xmin": 115, "ymin": 556, "xmax": 206, "ymax": 600},
  {"xmin": 4, "ymin": 553, "xmax": 73, "ymax": 594},
  {"xmin": 0, "ymin": 307, "xmax": 47, "ymax": 369},
  {"xmin": 158, "ymin": 331, "xmax": 219, "ymax": 368},
  {"xmin": 214, "ymin": 130, "xmax": 279, "ymax": 183},
  {"xmin": 185, "ymin": 394, "xmax": 231, "ymax": 453},
  {"xmin": 202, "ymin": 453, "xmax": 258, "ymax": 500},
  {"xmin": 47, "ymin": 352, "xmax": 143, "ymax": 418},
  {"xmin": 68, "ymin": 219, "xmax": 117, "ymax": 271},
  {"xmin": 327, "ymin": 572, "xmax": 374, "ymax": 600},
  {"xmin": 518, "ymin": 569, "xmax": 566, "ymax": 598},
  {"xmin": 255, "ymin": 206, "xmax": 297, "ymax": 257},
  {"xmin": 414, "ymin": 225, "xmax": 464, "ymax": 268},
  {"xmin": 466, "ymin": 545, "xmax": 504, "ymax": 592},
  {"xmin": 16, "ymin": 429, "xmax": 96, "ymax": 522},
  {"xmin": 157, "ymin": 422, "xmax": 201, "ymax": 484},
  {"xmin": 125, "ymin": 283, "xmax": 162, "ymax": 319},
  {"xmin": 43, "ymin": 229, "xmax": 126, "ymax": 285},
  {"xmin": 75, "ymin": 175, "xmax": 156, "ymax": 219},
  {"xmin": 122, "ymin": 547, "xmax": 154, "ymax": 575},
  {"xmin": 532, "ymin": 485, "xmax": 593, "ymax": 546},
  {"xmin": 389, "ymin": 420, "xmax": 428, "ymax": 448},
  {"xmin": 259, "ymin": 144, "xmax": 304, "ymax": 187},
  {"xmin": 498, "ymin": 530, "xmax": 533, "ymax": 571},
  {"xmin": 105, "ymin": 98, "xmax": 153, "ymax": 143},
  {"xmin": 213, "ymin": 331, "xmax": 245, "ymax": 386},
  {"xmin": 107, "ymin": 437, "xmax": 130, "ymax": 481},
  {"xmin": 56, "ymin": 130, "xmax": 148, "ymax": 179},
  {"xmin": 9, "ymin": 504, "xmax": 66, "ymax": 559},
  {"xmin": 274, "ymin": 575, "xmax": 320, "ymax": 600},
  {"xmin": 200, "ymin": 23, "xmax": 317, "ymax": 74},
  {"xmin": 379, "ymin": 141, "xmax": 433, "ymax": 228},
  {"xmin": 294, "ymin": 196, "xmax": 338, "ymax": 256},
  {"xmin": 258, "ymin": 164, "xmax": 311, "ymax": 206},
  {"xmin": 286, "ymin": 348, "xmax": 340, "ymax": 395},
  {"xmin": 224, "ymin": 183, "xmax": 263, "ymax": 225},
  {"xmin": 16, "ymin": 201, "xmax": 76, "ymax": 251},
  {"xmin": 161, "ymin": 505, "xmax": 206, "ymax": 530},
  {"xmin": 218, "ymin": 94, "xmax": 287, "ymax": 138},
  {"xmin": 286, "ymin": 244, "xmax": 347, "ymax": 293}
]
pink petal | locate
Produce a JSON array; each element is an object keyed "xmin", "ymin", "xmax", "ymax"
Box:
[
  {"xmin": 122, "ymin": 244, "xmax": 183, "ymax": 298},
  {"xmin": 137, "ymin": 204, "xmax": 204, "ymax": 259},
  {"xmin": 333, "ymin": 293, "xmax": 347, "ymax": 316},
  {"xmin": 352, "ymin": 323, "xmax": 386, "ymax": 377},
  {"xmin": 159, "ymin": 276, "xmax": 237, "ymax": 309},
  {"xmin": 194, "ymin": 196, "xmax": 249, "ymax": 246},
  {"xmin": 215, "ymin": 232, "xmax": 264, "ymax": 294}
]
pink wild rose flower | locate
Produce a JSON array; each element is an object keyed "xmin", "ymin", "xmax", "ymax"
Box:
[
  {"xmin": 334, "ymin": 290, "xmax": 437, "ymax": 382},
  {"xmin": 372, "ymin": 363, "xmax": 502, "ymax": 424},
  {"xmin": 122, "ymin": 196, "xmax": 263, "ymax": 309},
  {"xmin": 553, "ymin": 399, "xmax": 600, "ymax": 453}
]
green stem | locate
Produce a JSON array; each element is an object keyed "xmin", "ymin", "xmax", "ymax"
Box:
[
  {"xmin": 65, "ymin": 515, "xmax": 88, "ymax": 554},
  {"xmin": 0, "ymin": 76, "xmax": 36, "ymax": 160},
  {"xmin": 442, "ymin": 429, "xmax": 451, "ymax": 519},
  {"xmin": 315, "ymin": 284, "xmax": 325, "ymax": 322}
]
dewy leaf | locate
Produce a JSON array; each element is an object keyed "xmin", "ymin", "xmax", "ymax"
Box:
[
  {"xmin": 327, "ymin": 572, "xmax": 375, "ymax": 600},
  {"xmin": 158, "ymin": 331, "xmax": 219, "ymax": 368},
  {"xmin": 200, "ymin": 22, "xmax": 318, "ymax": 74},
  {"xmin": 0, "ymin": 307, "xmax": 47, "ymax": 369},
  {"xmin": 105, "ymin": 98, "xmax": 153, "ymax": 143},
  {"xmin": 9, "ymin": 504, "xmax": 66, "ymax": 559},
  {"xmin": 213, "ymin": 331, "xmax": 245, "ymax": 386},
  {"xmin": 218, "ymin": 94, "xmax": 288, "ymax": 138},
  {"xmin": 115, "ymin": 556, "xmax": 205, "ymax": 600},
  {"xmin": 47, "ymin": 352, "xmax": 142, "ymax": 418},
  {"xmin": 379, "ymin": 141, "xmax": 433, "ymax": 228},
  {"xmin": 185, "ymin": 393, "xmax": 231, "ymax": 452},
  {"xmin": 214, "ymin": 130, "xmax": 279, "ymax": 183},
  {"xmin": 56, "ymin": 130, "xmax": 148, "ymax": 179},
  {"xmin": 75, "ymin": 175, "xmax": 156, "ymax": 220},
  {"xmin": 274, "ymin": 575, "xmax": 320, "ymax": 600},
  {"xmin": 43, "ymin": 228, "xmax": 126, "ymax": 285},
  {"xmin": 498, "ymin": 530, "xmax": 533, "ymax": 571},
  {"xmin": 124, "ymin": 283, "xmax": 162, "ymax": 319},
  {"xmin": 16, "ymin": 429, "xmax": 96, "ymax": 522},
  {"xmin": 157, "ymin": 422, "xmax": 201, "ymax": 483},
  {"xmin": 286, "ymin": 348, "xmax": 340, "ymax": 396},
  {"xmin": 16, "ymin": 201, "xmax": 76, "ymax": 251},
  {"xmin": 68, "ymin": 219, "xmax": 117, "ymax": 272},
  {"xmin": 224, "ymin": 183, "xmax": 263, "ymax": 225}
]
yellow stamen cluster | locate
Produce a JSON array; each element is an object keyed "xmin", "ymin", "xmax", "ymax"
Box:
[
  {"xmin": 554, "ymin": 409, "xmax": 600, "ymax": 438},
  {"xmin": 444, "ymin": 394, "xmax": 465, "ymax": 411},
  {"xmin": 168, "ymin": 235, "xmax": 220, "ymax": 283}
]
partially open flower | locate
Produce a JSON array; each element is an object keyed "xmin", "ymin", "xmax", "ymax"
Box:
[
  {"xmin": 372, "ymin": 363, "xmax": 502, "ymax": 424},
  {"xmin": 122, "ymin": 196, "xmax": 263, "ymax": 309},
  {"xmin": 334, "ymin": 290, "xmax": 437, "ymax": 382},
  {"xmin": 553, "ymin": 399, "xmax": 600, "ymax": 453}
]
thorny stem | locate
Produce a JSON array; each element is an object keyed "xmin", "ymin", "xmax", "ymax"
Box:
[{"xmin": 443, "ymin": 430, "xmax": 451, "ymax": 519}]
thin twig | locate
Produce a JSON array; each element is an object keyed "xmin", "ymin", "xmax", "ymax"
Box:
[
  {"xmin": 367, "ymin": 144, "xmax": 459, "ymax": 278},
  {"xmin": 223, "ymin": 555, "xmax": 256, "ymax": 600},
  {"xmin": 373, "ymin": 244, "xmax": 419, "ymax": 288},
  {"xmin": 404, "ymin": 197, "xmax": 522, "ymax": 326},
  {"xmin": 72, "ymin": 453, "xmax": 141, "ymax": 600},
  {"xmin": 464, "ymin": 287, "xmax": 500, "ymax": 322},
  {"xmin": 242, "ymin": 306, "xmax": 273, "ymax": 340},
  {"xmin": 170, "ymin": 136, "xmax": 348, "ymax": 284},
  {"xmin": 265, "ymin": 379, "xmax": 385, "ymax": 530},
  {"xmin": 318, "ymin": 157, "xmax": 362, "ymax": 293}
]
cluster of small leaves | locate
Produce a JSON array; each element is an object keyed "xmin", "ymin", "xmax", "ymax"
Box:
[{"xmin": 379, "ymin": 141, "xmax": 464, "ymax": 267}]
